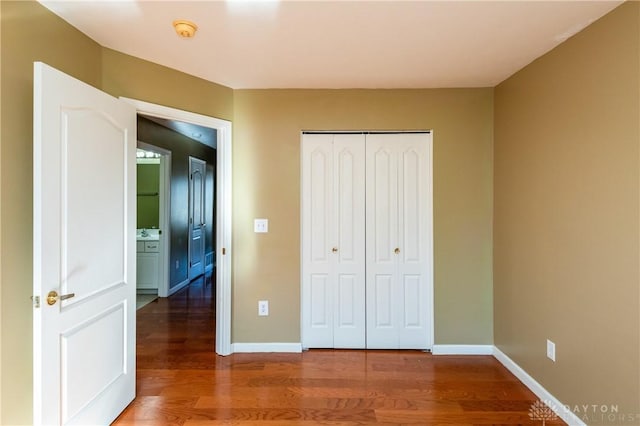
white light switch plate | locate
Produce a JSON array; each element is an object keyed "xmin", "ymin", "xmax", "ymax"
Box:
[
  {"xmin": 254, "ymin": 218, "xmax": 268, "ymax": 233},
  {"xmin": 547, "ymin": 339, "xmax": 556, "ymax": 362}
]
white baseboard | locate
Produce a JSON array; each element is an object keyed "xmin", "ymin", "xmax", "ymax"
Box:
[
  {"xmin": 232, "ymin": 342, "xmax": 303, "ymax": 353},
  {"xmin": 167, "ymin": 278, "xmax": 189, "ymax": 296},
  {"xmin": 493, "ymin": 347, "xmax": 586, "ymax": 426},
  {"xmin": 432, "ymin": 344, "xmax": 494, "ymax": 355}
]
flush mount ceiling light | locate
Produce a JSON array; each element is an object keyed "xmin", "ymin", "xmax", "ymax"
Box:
[{"xmin": 173, "ymin": 20, "xmax": 197, "ymax": 38}]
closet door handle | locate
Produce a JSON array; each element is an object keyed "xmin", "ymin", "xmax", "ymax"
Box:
[
  {"xmin": 394, "ymin": 247, "xmax": 400, "ymax": 254},
  {"xmin": 332, "ymin": 247, "xmax": 338, "ymax": 253}
]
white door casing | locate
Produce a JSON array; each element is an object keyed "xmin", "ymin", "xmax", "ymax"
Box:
[
  {"xmin": 301, "ymin": 133, "xmax": 366, "ymax": 349},
  {"xmin": 366, "ymin": 133, "xmax": 433, "ymax": 349},
  {"xmin": 189, "ymin": 156, "xmax": 206, "ymax": 279},
  {"xmin": 33, "ymin": 62, "xmax": 136, "ymax": 425},
  {"xmin": 121, "ymin": 97, "xmax": 233, "ymax": 356}
]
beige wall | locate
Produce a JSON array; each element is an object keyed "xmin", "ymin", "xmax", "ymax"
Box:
[
  {"xmin": 494, "ymin": 1, "xmax": 640, "ymax": 414},
  {"xmin": 0, "ymin": 1, "xmax": 103, "ymax": 423},
  {"xmin": 101, "ymin": 48, "xmax": 234, "ymax": 122},
  {"xmin": 232, "ymin": 89, "xmax": 494, "ymax": 344}
]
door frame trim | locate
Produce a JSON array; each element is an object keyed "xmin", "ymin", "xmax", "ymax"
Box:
[{"xmin": 122, "ymin": 98, "xmax": 232, "ymax": 356}]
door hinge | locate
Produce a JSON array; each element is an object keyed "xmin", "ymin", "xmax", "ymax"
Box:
[
  {"xmin": 222, "ymin": 247, "xmax": 226, "ymax": 255},
  {"xmin": 31, "ymin": 295, "xmax": 40, "ymax": 308}
]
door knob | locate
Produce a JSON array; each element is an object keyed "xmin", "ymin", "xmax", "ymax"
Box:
[
  {"xmin": 394, "ymin": 247, "xmax": 400, "ymax": 254},
  {"xmin": 332, "ymin": 247, "xmax": 338, "ymax": 253},
  {"xmin": 46, "ymin": 291, "xmax": 75, "ymax": 306}
]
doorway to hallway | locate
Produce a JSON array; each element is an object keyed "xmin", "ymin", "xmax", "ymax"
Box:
[{"xmin": 123, "ymin": 98, "xmax": 232, "ymax": 355}]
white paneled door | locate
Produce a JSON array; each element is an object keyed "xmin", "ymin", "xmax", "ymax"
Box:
[
  {"xmin": 189, "ymin": 156, "xmax": 206, "ymax": 279},
  {"xmin": 33, "ymin": 63, "xmax": 136, "ymax": 424},
  {"xmin": 301, "ymin": 132, "xmax": 432, "ymax": 350},
  {"xmin": 366, "ymin": 133, "xmax": 432, "ymax": 349},
  {"xmin": 302, "ymin": 134, "xmax": 366, "ymax": 348}
]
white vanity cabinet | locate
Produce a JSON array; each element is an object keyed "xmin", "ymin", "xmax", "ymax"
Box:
[{"xmin": 137, "ymin": 239, "xmax": 160, "ymax": 291}]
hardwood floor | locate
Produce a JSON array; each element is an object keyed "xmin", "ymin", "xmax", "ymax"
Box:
[{"xmin": 113, "ymin": 275, "xmax": 565, "ymax": 425}]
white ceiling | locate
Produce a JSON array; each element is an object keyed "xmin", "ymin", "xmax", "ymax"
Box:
[{"xmin": 40, "ymin": 0, "xmax": 623, "ymax": 89}]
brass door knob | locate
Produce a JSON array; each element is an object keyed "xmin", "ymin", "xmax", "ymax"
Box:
[
  {"xmin": 394, "ymin": 247, "xmax": 400, "ymax": 254},
  {"xmin": 46, "ymin": 290, "xmax": 75, "ymax": 306},
  {"xmin": 332, "ymin": 247, "xmax": 338, "ymax": 253}
]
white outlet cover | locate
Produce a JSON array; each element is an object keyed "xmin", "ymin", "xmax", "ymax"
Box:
[
  {"xmin": 254, "ymin": 218, "xmax": 268, "ymax": 233},
  {"xmin": 258, "ymin": 300, "xmax": 269, "ymax": 316}
]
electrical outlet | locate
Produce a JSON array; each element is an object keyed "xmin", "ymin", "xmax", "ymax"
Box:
[
  {"xmin": 175, "ymin": 260, "xmax": 179, "ymax": 269},
  {"xmin": 547, "ymin": 339, "xmax": 556, "ymax": 362},
  {"xmin": 258, "ymin": 300, "xmax": 269, "ymax": 316}
]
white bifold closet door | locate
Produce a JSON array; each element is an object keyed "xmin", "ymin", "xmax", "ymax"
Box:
[
  {"xmin": 302, "ymin": 132, "xmax": 432, "ymax": 350},
  {"xmin": 365, "ymin": 133, "xmax": 432, "ymax": 349},
  {"xmin": 301, "ymin": 133, "xmax": 366, "ymax": 348}
]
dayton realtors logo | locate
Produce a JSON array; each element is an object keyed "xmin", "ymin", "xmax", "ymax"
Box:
[{"xmin": 529, "ymin": 400, "xmax": 640, "ymax": 425}]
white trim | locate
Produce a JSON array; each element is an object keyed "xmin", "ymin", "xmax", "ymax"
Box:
[
  {"xmin": 121, "ymin": 97, "xmax": 232, "ymax": 356},
  {"xmin": 431, "ymin": 344, "xmax": 494, "ymax": 355},
  {"xmin": 427, "ymin": 131, "xmax": 434, "ymax": 350},
  {"xmin": 167, "ymin": 278, "xmax": 190, "ymax": 297},
  {"xmin": 231, "ymin": 343, "xmax": 303, "ymax": 353},
  {"xmin": 493, "ymin": 347, "xmax": 586, "ymax": 426}
]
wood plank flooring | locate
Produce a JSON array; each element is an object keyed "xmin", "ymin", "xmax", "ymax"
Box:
[{"xmin": 113, "ymin": 274, "xmax": 565, "ymax": 425}]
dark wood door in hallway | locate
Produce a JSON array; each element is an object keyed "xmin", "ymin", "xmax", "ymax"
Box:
[{"xmin": 113, "ymin": 274, "xmax": 564, "ymax": 425}]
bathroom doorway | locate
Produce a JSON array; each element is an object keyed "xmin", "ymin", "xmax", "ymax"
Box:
[{"xmin": 136, "ymin": 143, "xmax": 171, "ymax": 307}]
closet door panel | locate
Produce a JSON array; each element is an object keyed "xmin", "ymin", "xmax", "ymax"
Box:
[
  {"xmin": 310, "ymin": 148, "xmax": 331, "ymax": 262},
  {"xmin": 334, "ymin": 273, "xmax": 363, "ymax": 348},
  {"xmin": 400, "ymin": 148, "xmax": 421, "ymax": 263},
  {"xmin": 302, "ymin": 135, "xmax": 334, "ymax": 348},
  {"xmin": 310, "ymin": 274, "xmax": 331, "ymax": 328},
  {"xmin": 366, "ymin": 136, "xmax": 399, "ymax": 348},
  {"xmin": 366, "ymin": 133, "xmax": 432, "ymax": 350},
  {"xmin": 302, "ymin": 133, "xmax": 365, "ymax": 349},
  {"xmin": 397, "ymin": 134, "xmax": 431, "ymax": 349},
  {"xmin": 372, "ymin": 147, "xmax": 396, "ymax": 264},
  {"xmin": 333, "ymin": 135, "xmax": 366, "ymax": 348},
  {"xmin": 402, "ymin": 275, "xmax": 421, "ymax": 327}
]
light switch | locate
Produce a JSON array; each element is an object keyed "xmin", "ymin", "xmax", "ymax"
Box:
[{"xmin": 254, "ymin": 218, "xmax": 268, "ymax": 233}]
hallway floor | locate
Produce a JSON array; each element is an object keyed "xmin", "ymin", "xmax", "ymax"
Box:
[{"xmin": 113, "ymin": 274, "xmax": 565, "ymax": 425}]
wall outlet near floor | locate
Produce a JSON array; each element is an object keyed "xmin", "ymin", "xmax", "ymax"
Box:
[
  {"xmin": 175, "ymin": 260, "xmax": 179, "ymax": 269},
  {"xmin": 547, "ymin": 339, "xmax": 556, "ymax": 362},
  {"xmin": 258, "ymin": 300, "xmax": 269, "ymax": 316}
]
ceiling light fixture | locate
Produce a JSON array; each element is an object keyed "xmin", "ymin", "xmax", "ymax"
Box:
[{"xmin": 173, "ymin": 20, "xmax": 198, "ymax": 38}]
